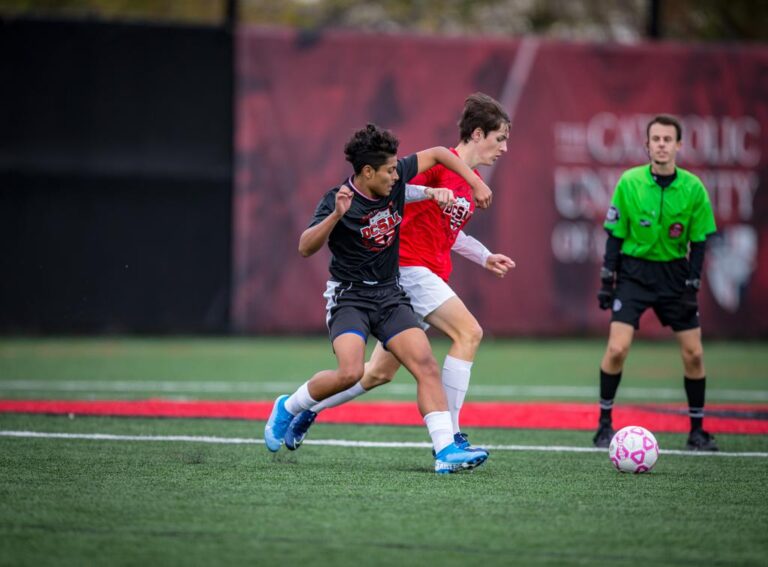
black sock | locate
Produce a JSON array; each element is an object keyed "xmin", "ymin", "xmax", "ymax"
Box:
[
  {"xmin": 599, "ymin": 369, "xmax": 622, "ymax": 423},
  {"xmin": 685, "ymin": 376, "xmax": 706, "ymax": 431}
]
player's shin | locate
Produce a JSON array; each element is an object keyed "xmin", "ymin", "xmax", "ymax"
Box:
[{"xmin": 441, "ymin": 355, "xmax": 472, "ymax": 434}]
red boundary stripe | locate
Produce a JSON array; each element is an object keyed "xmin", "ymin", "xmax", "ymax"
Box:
[{"xmin": 1, "ymin": 399, "xmax": 766, "ymax": 434}]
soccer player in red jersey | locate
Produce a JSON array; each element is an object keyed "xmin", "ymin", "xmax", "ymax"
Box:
[{"xmin": 284, "ymin": 93, "xmax": 515, "ymax": 453}]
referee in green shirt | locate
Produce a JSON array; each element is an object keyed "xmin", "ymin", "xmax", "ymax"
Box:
[{"xmin": 593, "ymin": 114, "xmax": 719, "ymax": 451}]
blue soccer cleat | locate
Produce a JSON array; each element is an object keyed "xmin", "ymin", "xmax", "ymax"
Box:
[
  {"xmin": 432, "ymin": 432, "xmax": 489, "ymax": 457},
  {"xmin": 454, "ymin": 431, "xmax": 489, "ymax": 455},
  {"xmin": 284, "ymin": 410, "xmax": 317, "ymax": 451},
  {"xmin": 434, "ymin": 442, "xmax": 488, "ymax": 474},
  {"xmin": 264, "ymin": 395, "xmax": 294, "ymax": 452}
]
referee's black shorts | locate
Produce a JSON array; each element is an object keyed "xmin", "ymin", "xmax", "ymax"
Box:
[
  {"xmin": 611, "ymin": 255, "xmax": 700, "ymax": 332},
  {"xmin": 323, "ymin": 278, "xmax": 421, "ymax": 347}
]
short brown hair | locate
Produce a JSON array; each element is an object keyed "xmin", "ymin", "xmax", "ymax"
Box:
[
  {"xmin": 647, "ymin": 114, "xmax": 682, "ymax": 141},
  {"xmin": 458, "ymin": 93, "xmax": 510, "ymax": 143}
]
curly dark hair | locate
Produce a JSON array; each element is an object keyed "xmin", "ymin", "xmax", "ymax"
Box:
[
  {"xmin": 458, "ymin": 93, "xmax": 510, "ymax": 143},
  {"xmin": 344, "ymin": 123, "xmax": 399, "ymax": 174}
]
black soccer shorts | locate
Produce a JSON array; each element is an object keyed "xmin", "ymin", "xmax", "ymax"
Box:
[
  {"xmin": 610, "ymin": 256, "xmax": 700, "ymax": 332},
  {"xmin": 324, "ymin": 279, "xmax": 421, "ymax": 347}
]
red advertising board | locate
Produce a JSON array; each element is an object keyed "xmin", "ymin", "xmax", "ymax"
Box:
[{"xmin": 234, "ymin": 27, "xmax": 768, "ymax": 337}]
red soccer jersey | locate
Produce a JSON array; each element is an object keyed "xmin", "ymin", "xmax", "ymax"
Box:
[{"xmin": 399, "ymin": 148, "xmax": 479, "ymax": 281}]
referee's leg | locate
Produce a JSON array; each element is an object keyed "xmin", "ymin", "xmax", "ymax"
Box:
[
  {"xmin": 675, "ymin": 327, "xmax": 717, "ymax": 450},
  {"xmin": 593, "ymin": 322, "xmax": 635, "ymax": 447},
  {"xmin": 601, "ymin": 321, "xmax": 634, "ymax": 374},
  {"xmin": 675, "ymin": 327, "xmax": 705, "ymax": 379}
]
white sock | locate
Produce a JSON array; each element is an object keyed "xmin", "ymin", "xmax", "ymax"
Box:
[
  {"xmin": 442, "ymin": 355, "xmax": 472, "ymax": 434},
  {"xmin": 284, "ymin": 382, "xmax": 317, "ymax": 415},
  {"xmin": 424, "ymin": 411, "xmax": 454, "ymax": 454},
  {"xmin": 311, "ymin": 381, "xmax": 367, "ymax": 412}
]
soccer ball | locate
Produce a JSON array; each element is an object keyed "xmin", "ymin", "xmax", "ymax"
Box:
[{"xmin": 608, "ymin": 425, "xmax": 659, "ymax": 473}]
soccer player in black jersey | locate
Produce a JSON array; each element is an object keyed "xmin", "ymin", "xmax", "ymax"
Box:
[{"xmin": 264, "ymin": 123, "xmax": 493, "ymax": 473}]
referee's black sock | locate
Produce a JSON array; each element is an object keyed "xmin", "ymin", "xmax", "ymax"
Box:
[
  {"xmin": 599, "ymin": 369, "xmax": 622, "ymax": 423},
  {"xmin": 685, "ymin": 376, "xmax": 706, "ymax": 431}
]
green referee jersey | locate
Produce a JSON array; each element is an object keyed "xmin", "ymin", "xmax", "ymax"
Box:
[{"xmin": 604, "ymin": 165, "xmax": 717, "ymax": 262}]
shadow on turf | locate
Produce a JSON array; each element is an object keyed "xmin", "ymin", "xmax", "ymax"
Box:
[
  {"xmin": 268, "ymin": 452, "xmax": 301, "ymax": 465},
  {"xmin": 178, "ymin": 449, "xmax": 208, "ymax": 465}
]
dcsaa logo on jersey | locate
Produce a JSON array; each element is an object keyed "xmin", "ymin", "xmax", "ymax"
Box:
[
  {"xmin": 360, "ymin": 206, "xmax": 402, "ymax": 250},
  {"xmin": 444, "ymin": 196, "xmax": 472, "ymax": 232}
]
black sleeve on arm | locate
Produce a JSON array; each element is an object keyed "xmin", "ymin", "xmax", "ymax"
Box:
[
  {"xmin": 688, "ymin": 239, "xmax": 707, "ymax": 280},
  {"xmin": 603, "ymin": 231, "xmax": 623, "ymax": 272}
]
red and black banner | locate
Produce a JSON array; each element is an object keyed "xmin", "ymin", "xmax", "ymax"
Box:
[{"xmin": 234, "ymin": 28, "xmax": 768, "ymax": 338}]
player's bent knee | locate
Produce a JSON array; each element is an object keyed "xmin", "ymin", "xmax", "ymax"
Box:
[
  {"xmin": 606, "ymin": 342, "xmax": 630, "ymax": 363},
  {"xmin": 336, "ymin": 366, "xmax": 364, "ymax": 388},
  {"xmin": 682, "ymin": 347, "xmax": 704, "ymax": 368},
  {"xmin": 458, "ymin": 322, "xmax": 483, "ymax": 350},
  {"xmin": 365, "ymin": 368, "xmax": 395, "ymax": 387}
]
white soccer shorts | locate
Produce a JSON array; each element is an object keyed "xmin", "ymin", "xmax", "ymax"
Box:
[{"xmin": 398, "ymin": 266, "xmax": 457, "ymax": 330}]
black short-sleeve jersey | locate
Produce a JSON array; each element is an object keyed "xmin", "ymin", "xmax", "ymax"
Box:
[{"xmin": 309, "ymin": 154, "xmax": 419, "ymax": 284}]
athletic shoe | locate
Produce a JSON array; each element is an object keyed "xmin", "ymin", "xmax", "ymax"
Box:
[
  {"xmin": 284, "ymin": 410, "xmax": 317, "ymax": 451},
  {"xmin": 686, "ymin": 428, "xmax": 719, "ymax": 451},
  {"xmin": 592, "ymin": 419, "xmax": 615, "ymax": 448},
  {"xmin": 434, "ymin": 442, "xmax": 488, "ymax": 474},
  {"xmin": 264, "ymin": 395, "xmax": 294, "ymax": 452},
  {"xmin": 454, "ymin": 432, "xmax": 489, "ymax": 455}
]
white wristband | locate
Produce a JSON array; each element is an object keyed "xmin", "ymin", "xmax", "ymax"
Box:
[
  {"xmin": 452, "ymin": 230, "xmax": 491, "ymax": 267},
  {"xmin": 405, "ymin": 184, "xmax": 431, "ymax": 203}
]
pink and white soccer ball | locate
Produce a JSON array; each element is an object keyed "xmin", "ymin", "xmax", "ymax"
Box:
[{"xmin": 608, "ymin": 425, "xmax": 659, "ymax": 473}]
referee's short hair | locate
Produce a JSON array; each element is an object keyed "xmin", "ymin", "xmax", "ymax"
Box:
[{"xmin": 647, "ymin": 114, "xmax": 682, "ymax": 141}]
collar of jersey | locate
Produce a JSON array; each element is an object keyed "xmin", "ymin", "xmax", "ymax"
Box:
[
  {"xmin": 645, "ymin": 165, "xmax": 679, "ymax": 189},
  {"xmin": 347, "ymin": 176, "xmax": 384, "ymax": 201}
]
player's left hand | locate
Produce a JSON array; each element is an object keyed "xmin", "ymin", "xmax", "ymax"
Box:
[
  {"xmin": 485, "ymin": 254, "xmax": 515, "ymax": 278},
  {"xmin": 427, "ymin": 187, "xmax": 456, "ymax": 209},
  {"xmin": 472, "ymin": 181, "xmax": 493, "ymax": 209}
]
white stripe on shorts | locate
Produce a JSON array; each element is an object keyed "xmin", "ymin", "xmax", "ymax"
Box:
[{"xmin": 323, "ymin": 281, "xmax": 351, "ymax": 328}]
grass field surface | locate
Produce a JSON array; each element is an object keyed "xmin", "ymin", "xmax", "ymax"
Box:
[{"xmin": 1, "ymin": 337, "xmax": 767, "ymax": 566}]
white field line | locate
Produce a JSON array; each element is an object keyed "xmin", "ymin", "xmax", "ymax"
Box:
[
  {"xmin": 1, "ymin": 430, "xmax": 766, "ymax": 458},
  {"xmin": 1, "ymin": 380, "xmax": 767, "ymax": 401}
]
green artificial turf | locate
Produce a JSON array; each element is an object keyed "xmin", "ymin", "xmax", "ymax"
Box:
[
  {"xmin": 1, "ymin": 337, "xmax": 766, "ymax": 401},
  {"xmin": 0, "ymin": 337, "xmax": 766, "ymax": 566},
  {"xmin": 1, "ymin": 415, "xmax": 766, "ymax": 567}
]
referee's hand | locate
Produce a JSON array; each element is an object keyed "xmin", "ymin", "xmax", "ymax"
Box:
[
  {"xmin": 597, "ymin": 268, "xmax": 615, "ymax": 310},
  {"xmin": 597, "ymin": 286, "xmax": 614, "ymax": 310}
]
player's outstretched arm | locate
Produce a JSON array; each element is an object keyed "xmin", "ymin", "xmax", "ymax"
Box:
[
  {"xmin": 298, "ymin": 185, "xmax": 353, "ymax": 257},
  {"xmin": 415, "ymin": 147, "xmax": 492, "ymax": 209},
  {"xmin": 405, "ymin": 184, "xmax": 456, "ymax": 208},
  {"xmin": 452, "ymin": 231, "xmax": 515, "ymax": 277}
]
